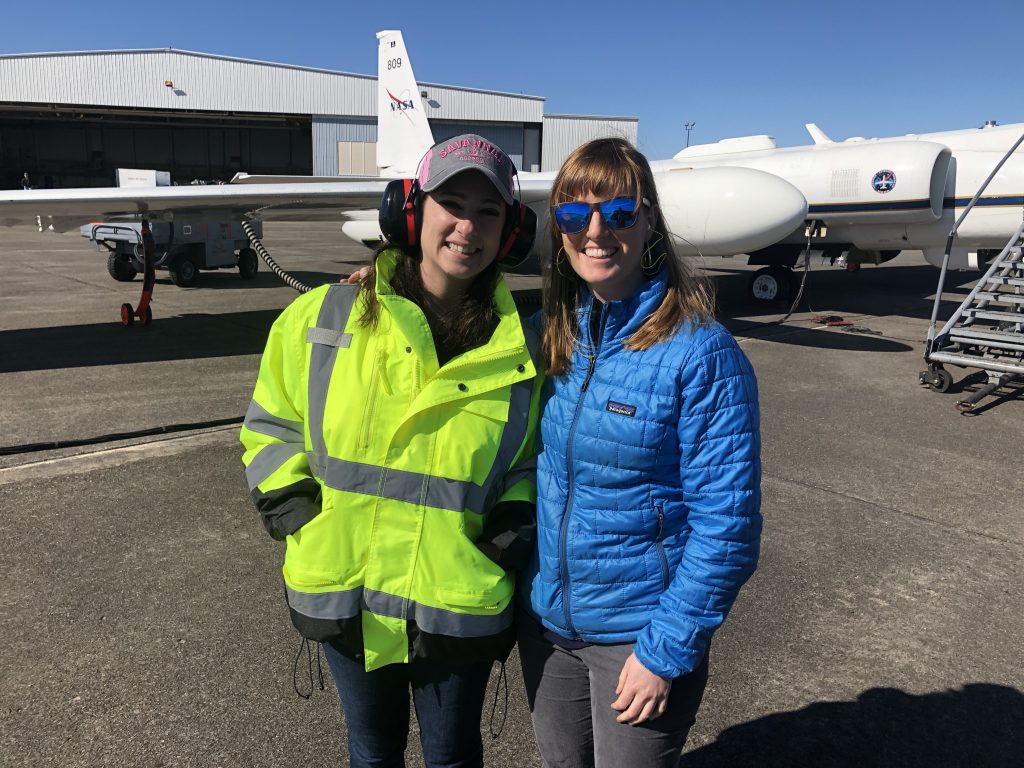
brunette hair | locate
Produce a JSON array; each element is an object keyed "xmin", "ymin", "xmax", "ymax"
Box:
[
  {"xmin": 357, "ymin": 240, "xmax": 501, "ymax": 357},
  {"xmin": 542, "ymin": 137, "xmax": 714, "ymax": 375}
]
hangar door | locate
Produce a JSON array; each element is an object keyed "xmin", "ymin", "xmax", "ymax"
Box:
[{"xmin": 0, "ymin": 110, "xmax": 313, "ymax": 189}]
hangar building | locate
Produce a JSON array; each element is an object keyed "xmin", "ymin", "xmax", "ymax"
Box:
[{"xmin": 0, "ymin": 49, "xmax": 638, "ymax": 189}]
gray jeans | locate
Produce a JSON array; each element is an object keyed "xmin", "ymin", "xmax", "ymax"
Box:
[{"xmin": 518, "ymin": 616, "xmax": 709, "ymax": 768}]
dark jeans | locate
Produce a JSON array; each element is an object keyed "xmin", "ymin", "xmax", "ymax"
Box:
[
  {"xmin": 322, "ymin": 642, "xmax": 493, "ymax": 768},
  {"xmin": 518, "ymin": 617, "xmax": 709, "ymax": 768}
]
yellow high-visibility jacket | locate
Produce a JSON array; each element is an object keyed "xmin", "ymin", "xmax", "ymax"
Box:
[{"xmin": 241, "ymin": 250, "xmax": 541, "ymax": 671}]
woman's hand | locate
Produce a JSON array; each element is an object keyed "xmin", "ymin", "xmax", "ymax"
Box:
[
  {"xmin": 343, "ymin": 266, "xmax": 371, "ymax": 284},
  {"xmin": 610, "ymin": 652, "xmax": 672, "ymax": 725}
]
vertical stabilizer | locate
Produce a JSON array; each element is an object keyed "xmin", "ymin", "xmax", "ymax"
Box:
[
  {"xmin": 376, "ymin": 30, "xmax": 434, "ymax": 177},
  {"xmin": 805, "ymin": 123, "xmax": 833, "ymax": 145}
]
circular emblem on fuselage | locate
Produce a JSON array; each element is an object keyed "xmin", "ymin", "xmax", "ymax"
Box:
[{"xmin": 871, "ymin": 169, "xmax": 896, "ymax": 194}]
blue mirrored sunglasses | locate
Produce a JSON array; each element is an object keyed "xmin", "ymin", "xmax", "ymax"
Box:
[{"xmin": 552, "ymin": 196, "xmax": 650, "ymax": 234}]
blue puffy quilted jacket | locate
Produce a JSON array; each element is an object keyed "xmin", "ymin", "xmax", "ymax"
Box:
[{"xmin": 522, "ymin": 269, "xmax": 762, "ymax": 679}]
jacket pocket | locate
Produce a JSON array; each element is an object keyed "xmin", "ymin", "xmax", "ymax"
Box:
[
  {"xmin": 357, "ymin": 348, "xmax": 389, "ymax": 452},
  {"xmin": 435, "ymin": 578, "xmax": 511, "ymax": 613},
  {"xmin": 431, "ymin": 542, "xmax": 512, "ymax": 612},
  {"xmin": 283, "ymin": 496, "xmax": 362, "ymax": 587}
]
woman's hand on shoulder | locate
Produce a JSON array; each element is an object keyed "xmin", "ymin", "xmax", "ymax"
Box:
[
  {"xmin": 343, "ymin": 266, "xmax": 370, "ymax": 284},
  {"xmin": 611, "ymin": 652, "xmax": 672, "ymax": 725}
]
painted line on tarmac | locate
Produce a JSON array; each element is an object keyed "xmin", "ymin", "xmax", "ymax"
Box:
[{"xmin": 0, "ymin": 426, "xmax": 239, "ymax": 486}]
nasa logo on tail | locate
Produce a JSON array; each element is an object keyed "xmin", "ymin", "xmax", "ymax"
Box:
[
  {"xmin": 387, "ymin": 89, "xmax": 416, "ymax": 113},
  {"xmin": 871, "ymin": 170, "xmax": 896, "ymax": 194}
]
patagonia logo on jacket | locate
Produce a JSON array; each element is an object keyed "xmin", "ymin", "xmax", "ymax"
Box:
[{"xmin": 606, "ymin": 400, "xmax": 637, "ymax": 417}]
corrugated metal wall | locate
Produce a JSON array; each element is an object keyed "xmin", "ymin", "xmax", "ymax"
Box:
[
  {"xmin": 541, "ymin": 115, "xmax": 639, "ymax": 171},
  {"xmin": 420, "ymin": 86, "xmax": 543, "ymax": 123},
  {"xmin": 0, "ymin": 51, "xmax": 375, "ymax": 115},
  {"xmin": 311, "ymin": 118, "xmax": 537, "ymax": 177},
  {"xmin": 0, "ymin": 50, "xmax": 543, "ymax": 122},
  {"xmin": 0, "ymin": 50, "xmax": 637, "ymax": 183},
  {"xmin": 312, "ymin": 117, "xmax": 376, "ymax": 176},
  {"xmin": 430, "ymin": 122, "xmax": 527, "ymax": 172}
]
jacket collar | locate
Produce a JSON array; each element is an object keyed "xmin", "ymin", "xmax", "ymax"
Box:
[
  {"xmin": 374, "ymin": 248, "xmax": 537, "ymax": 384},
  {"xmin": 576, "ymin": 266, "xmax": 668, "ymax": 345}
]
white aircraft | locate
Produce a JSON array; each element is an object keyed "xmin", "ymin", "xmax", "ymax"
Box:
[
  {"xmin": 249, "ymin": 30, "xmax": 1024, "ymax": 302},
  {"xmin": 662, "ymin": 121, "xmax": 1024, "ymax": 299},
  {"xmin": 1, "ymin": 29, "xmax": 1021, "ymax": 309}
]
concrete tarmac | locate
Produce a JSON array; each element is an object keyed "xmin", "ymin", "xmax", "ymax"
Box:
[{"xmin": 1, "ymin": 223, "xmax": 1021, "ymax": 767}]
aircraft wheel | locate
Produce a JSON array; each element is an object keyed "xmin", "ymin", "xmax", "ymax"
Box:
[
  {"xmin": 749, "ymin": 267, "xmax": 783, "ymax": 302},
  {"xmin": 169, "ymin": 256, "xmax": 198, "ymax": 287},
  {"xmin": 107, "ymin": 252, "xmax": 138, "ymax": 282},
  {"xmin": 772, "ymin": 266, "xmax": 796, "ymax": 300},
  {"xmin": 238, "ymin": 248, "xmax": 259, "ymax": 280},
  {"xmin": 120, "ymin": 303, "xmax": 135, "ymax": 327},
  {"xmin": 142, "ymin": 305, "xmax": 153, "ymax": 326}
]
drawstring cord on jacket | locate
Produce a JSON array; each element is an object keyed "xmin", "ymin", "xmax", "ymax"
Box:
[
  {"xmin": 293, "ymin": 639, "xmax": 325, "ymax": 699},
  {"xmin": 487, "ymin": 661, "xmax": 509, "ymax": 739},
  {"xmin": 289, "ymin": 637, "xmax": 508, "ymax": 736}
]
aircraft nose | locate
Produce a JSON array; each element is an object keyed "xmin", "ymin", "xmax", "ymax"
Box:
[{"xmin": 655, "ymin": 167, "xmax": 808, "ymax": 256}]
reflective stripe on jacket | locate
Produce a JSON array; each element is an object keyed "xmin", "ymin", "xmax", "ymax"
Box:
[{"xmin": 241, "ymin": 249, "xmax": 542, "ymax": 670}]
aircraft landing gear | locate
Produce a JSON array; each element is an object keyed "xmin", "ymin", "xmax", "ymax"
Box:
[{"xmin": 749, "ymin": 266, "xmax": 794, "ymax": 302}]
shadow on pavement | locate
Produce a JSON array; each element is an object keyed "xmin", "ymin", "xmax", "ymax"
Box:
[
  {"xmin": 725, "ymin": 318, "xmax": 914, "ymax": 353},
  {"xmin": 712, "ymin": 264, "xmax": 982, "ymax": 323},
  {"xmin": 685, "ymin": 684, "xmax": 1023, "ymax": 768},
  {"xmin": 0, "ymin": 309, "xmax": 281, "ymax": 372},
  {"xmin": 144, "ymin": 269, "xmax": 354, "ymax": 290}
]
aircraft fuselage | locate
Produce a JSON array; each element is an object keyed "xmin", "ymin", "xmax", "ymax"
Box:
[{"xmin": 659, "ymin": 122, "xmax": 1024, "ymax": 268}]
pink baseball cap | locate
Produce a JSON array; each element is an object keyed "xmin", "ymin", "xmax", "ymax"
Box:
[{"xmin": 418, "ymin": 134, "xmax": 517, "ymax": 205}]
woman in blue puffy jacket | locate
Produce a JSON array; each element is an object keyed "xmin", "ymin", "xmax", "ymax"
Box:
[{"xmin": 519, "ymin": 138, "xmax": 763, "ymax": 768}]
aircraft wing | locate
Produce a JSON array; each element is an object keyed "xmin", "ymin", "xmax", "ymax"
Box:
[
  {"xmin": 0, "ymin": 181, "xmax": 392, "ymax": 231},
  {"xmin": 517, "ymin": 176, "xmax": 558, "ymax": 206}
]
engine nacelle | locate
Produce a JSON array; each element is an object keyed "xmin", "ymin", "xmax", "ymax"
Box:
[{"xmin": 655, "ymin": 167, "xmax": 808, "ymax": 256}]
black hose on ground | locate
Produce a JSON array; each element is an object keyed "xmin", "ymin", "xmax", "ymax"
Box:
[
  {"xmin": 777, "ymin": 232, "xmax": 813, "ymax": 324},
  {"xmin": 242, "ymin": 220, "xmax": 313, "ymax": 293}
]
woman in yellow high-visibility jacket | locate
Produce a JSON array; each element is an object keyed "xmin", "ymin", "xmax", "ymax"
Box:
[{"xmin": 240, "ymin": 135, "xmax": 542, "ymax": 768}]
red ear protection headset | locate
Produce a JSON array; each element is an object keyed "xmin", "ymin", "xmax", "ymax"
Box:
[{"xmin": 378, "ymin": 177, "xmax": 537, "ymax": 269}]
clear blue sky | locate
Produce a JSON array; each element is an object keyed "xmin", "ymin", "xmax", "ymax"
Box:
[{"xmin": 5, "ymin": 0, "xmax": 1021, "ymax": 160}]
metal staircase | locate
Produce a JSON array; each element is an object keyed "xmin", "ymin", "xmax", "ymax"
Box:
[
  {"xmin": 920, "ymin": 225, "xmax": 1024, "ymax": 408},
  {"xmin": 920, "ymin": 130, "xmax": 1024, "ymax": 411}
]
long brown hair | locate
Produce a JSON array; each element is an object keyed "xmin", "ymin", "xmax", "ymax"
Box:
[
  {"xmin": 542, "ymin": 138, "xmax": 714, "ymax": 375},
  {"xmin": 357, "ymin": 244, "xmax": 501, "ymax": 358}
]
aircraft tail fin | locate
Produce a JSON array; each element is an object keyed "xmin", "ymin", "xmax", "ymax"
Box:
[
  {"xmin": 376, "ymin": 30, "xmax": 434, "ymax": 177},
  {"xmin": 805, "ymin": 123, "xmax": 833, "ymax": 144}
]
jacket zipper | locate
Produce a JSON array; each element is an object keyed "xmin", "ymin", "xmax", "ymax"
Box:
[
  {"xmin": 358, "ymin": 348, "xmax": 386, "ymax": 451},
  {"xmin": 558, "ymin": 302, "xmax": 606, "ymax": 639},
  {"xmin": 441, "ymin": 346, "xmax": 524, "ymax": 379},
  {"xmin": 655, "ymin": 505, "xmax": 670, "ymax": 590}
]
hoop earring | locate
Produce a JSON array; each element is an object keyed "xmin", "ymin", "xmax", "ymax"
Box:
[
  {"xmin": 641, "ymin": 230, "xmax": 666, "ymax": 273},
  {"xmin": 554, "ymin": 246, "xmax": 568, "ymax": 278}
]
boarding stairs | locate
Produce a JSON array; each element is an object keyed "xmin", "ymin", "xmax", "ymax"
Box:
[{"xmin": 920, "ymin": 129, "xmax": 1024, "ymax": 411}]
